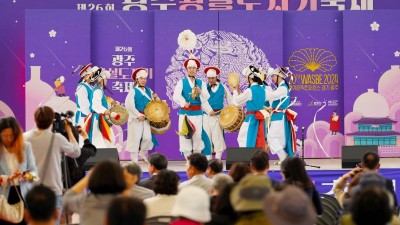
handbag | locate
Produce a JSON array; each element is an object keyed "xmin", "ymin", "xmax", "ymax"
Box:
[{"xmin": 0, "ymin": 181, "xmax": 25, "ymax": 223}]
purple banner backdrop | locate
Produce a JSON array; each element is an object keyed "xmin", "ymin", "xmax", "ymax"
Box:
[
  {"xmin": 343, "ymin": 11, "xmax": 400, "ymax": 157},
  {"xmin": 154, "ymin": 11, "xmax": 283, "ymax": 160},
  {"xmin": 284, "ymin": 11, "xmax": 344, "ymax": 158},
  {"xmin": 1, "ymin": 1, "xmax": 400, "ymax": 129}
]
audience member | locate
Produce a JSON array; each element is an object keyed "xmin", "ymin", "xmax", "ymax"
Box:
[
  {"xmin": 0, "ymin": 117, "xmax": 38, "ymax": 225},
  {"xmin": 24, "ymin": 185, "xmax": 58, "ymax": 225},
  {"xmin": 210, "ymin": 173, "xmax": 234, "ymax": 207},
  {"xmin": 106, "ymin": 196, "xmax": 146, "ymax": 225},
  {"xmin": 207, "ymin": 183, "xmax": 237, "ymax": 225},
  {"xmin": 341, "ymin": 186, "xmax": 400, "ymax": 225},
  {"xmin": 263, "ymin": 186, "xmax": 317, "ymax": 225},
  {"xmin": 24, "ymin": 106, "xmax": 81, "ymax": 224},
  {"xmin": 334, "ymin": 167, "xmax": 363, "ymax": 208},
  {"xmin": 360, "ymin": 151, "xmax": 398, "ymax": 207},
  {"xmin": 179, "ymin": 153, "xmax": 212, "ymax": 194},
  {"xmin": 139, "ymin": 153, "xmax": 168, "ymax": 189},
  {"xmin": 170, "ymin": 186, "xmax": 211, "ymax": 225},
  {"xmin": 249, "ymin": 150, "xmax": 280, "ymax": 188},
  {"xmin": 280, "ymin": 157, "xmax": 323, "ymax": 215},
  {"xmin": 206, "ymin": 159, "xmax": 223, "ymax": 178},
  {"xmin": 144, "ymin": 169, "xmax": 180, "ymax": 218},
  {"xmin": 124, "ymin": 163, "xmax": 155, "ymax": 200},
  {"xmin": 228, "ymin": 162, "xmax": 251, "ymax": 183},
  {"xmin": 230, "ymin": 174, "xmax": 274, "ymax": 225},
  {"xmin": 62, "ymin": 160, "xmax": 126, "ymax": 225}
]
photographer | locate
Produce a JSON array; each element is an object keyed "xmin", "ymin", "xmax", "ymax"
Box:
[
  {"xmin": 24, "ymin": 106, "xmax": 82, "ymax": 225},
  {"xmin": 67, "ymin": 125, "xmax": 97, "ymax": 186}
]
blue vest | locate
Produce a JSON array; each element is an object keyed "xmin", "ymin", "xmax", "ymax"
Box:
[
  {"xmin": 133, "ymin": 87, "xmax": 152, "ymax": 112},
  {"xmin": 271, "ymin": 82, "xmax": 290, "ymax": 121},
  {"xmin": 207, "ymin": 83, "xmax": 224, "ymax": 111},
  {"xmin": 75, "ymin": 82, "xmax": 93, "ymax": 116},
  {"xmin": 246, "ymin": 85, "xmax": 265, "ymax": 112},
  {"xmin": 90, "ymin": 87, "xmax": 108, "ymax": 112},
  {"xmin": 179, "ymin": 78, "xmax": 203, "ymax": 116}
]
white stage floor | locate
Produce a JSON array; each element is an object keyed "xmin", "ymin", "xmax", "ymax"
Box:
[{"xmin": 123, "ymin": 158, "xmax": 399, "ymax": 172}]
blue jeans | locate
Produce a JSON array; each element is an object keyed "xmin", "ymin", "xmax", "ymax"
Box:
[{"xmin": 56, "ymin": 195, "xmax": 63, "ymax": 225}]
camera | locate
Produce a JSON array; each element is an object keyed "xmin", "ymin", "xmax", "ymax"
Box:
[{"xmin": 52, "ymin": 111, "xmax": 76, "ymax": 136}]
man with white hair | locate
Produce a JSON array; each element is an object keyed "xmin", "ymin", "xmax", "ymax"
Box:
[
  {"xmin": 173, "ymin": 55, "xmax": 210, "ymax": 163},
  {"xmin": 75, "ymin": 63, "xmax": 94, "ymax": 126},
  {"xmin": 125, "ymin": 68, "xmax": 159, "ymax": 163},
  {"xmin": 230, "ymin": 65, "xmax": 266, "ymax": 149},
  {"xmin": 202, "ymin": 66, "xmax": 232, "ymax": 159},
  {"xmin": 85, "ymin": 67, "xmax": 117, "ymax": 148},
  {"xmin": 266, "ymin": 66, "xmax": 296, "ymax": 164}
]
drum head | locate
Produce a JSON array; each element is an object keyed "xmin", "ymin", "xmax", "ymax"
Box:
[
  {"xmin": 144, "ymin": 100, "xmax": 170, "ymax": 123},
  {"xmin": 109, "ymin": 105, "xmax": 129, "ymax": 126},
  {"xmin": 227, "ymin": 72, "xmax": 239, "ymax": 88},
  {"xmin": 219, "ymin": 105, "xmax": 239, "ymax": 128},
  {"xmin": 151, "ymin": 120, "xmax": 171, "ymax": 134}
]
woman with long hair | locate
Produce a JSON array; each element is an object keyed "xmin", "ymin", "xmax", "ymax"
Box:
[
  {"xmin": 280, "ymin": 157, "xmax": 323, "ymax": 215},
  {"xmin": 0, "ymin": 117, "xmax": 38, "ymax": 225}
]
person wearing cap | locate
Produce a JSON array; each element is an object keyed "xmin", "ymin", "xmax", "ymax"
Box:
[
  {"xmin": 125, "ymin": 68, "xmax": 159, "ymax": 163},
  {"xmin": 230, "ymin": 65, "xmax": 266, "ymax": 150},
  {"xmin": 75, "ymin": 63, "xmax": 94, "ymax": 127},
  {"xmin": 202, "ymin": 66, "xmax": 232, "ymax": 160},
  {"xmin": 172, "ymin": 55, "xmax": 210, "ymax": 163},
  {"xmin": 230, "ymin": 174, "xmax": 274, "ymax": 225},
  {"xmin": 170, "ymin": 186, "xmax": 211, "ymax": 225},
  {"xmin": 265, "ymin": 66, "xmax": 296, "ymax": 164},
  {"xmin": 263, "ymin": 186, "xmax": 318, "ymax": 225},
  {"xmin": 85, "ymin": 68, "xmax": 116, "ymax": 148}
]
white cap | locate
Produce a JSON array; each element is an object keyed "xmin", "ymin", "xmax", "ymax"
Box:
[
  {"xmin": 186, "ymin": 59, "xmax": 198, "ymax": 68},
  {"xmin": 136, "ymin": 70, "xmax": 148, "ymax": 79},
  {"xmin": 242, "ymin": 65, "xmax": 261, "ymax": 78},
  {"xmin": 171, "ymin": 186, "xmax": 211, "ymax": 223},
  {"xmin": 206, "ymin": 68, "xmax": 217, "ymax": 77}
]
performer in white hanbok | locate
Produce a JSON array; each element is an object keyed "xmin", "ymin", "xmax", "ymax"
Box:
[
  {"xmin": 125, "ymin": 68, "xmax": 159, "ymax": 163},
  {"xmin": 266, "ymin": 67, "xmax": 297, "ymax": 164},
  {"xmin": 74, "ymin": 63, "xmax": 94, "ymax": 126},
  {"xmin": 202, "ymin": 66, "xmax": 232, "ymax": 159},
  {"xmin": 172, "ymin": 55, "xmax": 210, "ymax": 162},
  {"xmin": 85, "ymin": 68, "xmax": 117, "ymax": 148},
  {"xmin": 231, "ymin": 66, "xmax": 266, "ymax": 150}
]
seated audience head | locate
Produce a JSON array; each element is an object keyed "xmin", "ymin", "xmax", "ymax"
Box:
[
  {"xmin": 0, "ymin": 116, "xmax": 24, "ymax": 163},
  {"xmin": 34, "ymin": 106, "xmax": 55, "ymax": 130},
  {"xmin": 106, "ymin": 196, "xmax": 146, "ymax": 225},
  {"xmin": 89, "ymin": 160, "xmax": 126, "ymax": 194},
  {"xmin": 206, "ymin": 158, "xmax": 223, "ymax": 178},
  {"xmin": 361, "ymin": 151, "xmax": 380, "ymax": 171},
  {"xmin": 230, "ymin": 174, "xmax": 273, "ymax": 213},
  {"xmin": 153, "ymin": 169, "xmax": 180, "ymax": 195},
  {"xmin": 280, "ymin": 157, "xmax": 313, "ymax": 189},
  {"xmin": 25, "ymin": 185, "xmax": 57, "ymax": 224},
  {"xmin": 186, "ymin": 153, "xmax": 208, "ymax": 179},
  {"xmin": 212, "ymin": 183, "xmax": 237, "ymax": 218},
  {"xmin": 228, "ymin": 162, "xmax": 251, "ymax": 183},
  {"xmin": 350, "ymin": 186, "xmax": 392, "ymax": 225},
  {"xmin": 124, "ymin": 162, "xmax": 142, "ymax": 188},
  {"xmin": 349, "ymin": 172, "xmax": 387, "ymax": 197},
  {"xmin": 250, "ymin": 150, "xmax": 270, "ymax": 175},
  {"xmin": 263, "ymin": 186, "xmax": 317, "ymax": 225},
  {"xmin": 148, "ymin": 153, "xmax": 168, "ymax": 175},
  {"xmin": 171, "ymin": 186, "xmax": 211, "ymax": 223},
  {"xmin": 211, "ymin": 173, "xmax": 234, "ymax": 196}
]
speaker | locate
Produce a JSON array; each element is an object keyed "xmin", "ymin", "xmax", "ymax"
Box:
[
  {"xmin": 84, "ymin": 148, "xmax": 119, "ymax": 168},
  {"xmin": 341, "ymin": 145, "xmax": 378, "ymax": 168},
  {"xmin": 226, "ymin": 147, "xmax": 261, "ymax": 170}
]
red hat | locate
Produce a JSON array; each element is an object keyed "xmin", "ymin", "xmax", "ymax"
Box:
[
  {"xmin": 79, "ymin": 63, "xmax": 92, "ymax": 76},
  {"xmin": 204, "ymin": 66, "xmax": 220, "ymax": 77},
  {"xmin": 131, "ymin": 68, "xmax": 148, "ymax": 80},
  {"xmin": 184, "ymin": 54, "xmax": 201, "ymax": 69}
]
